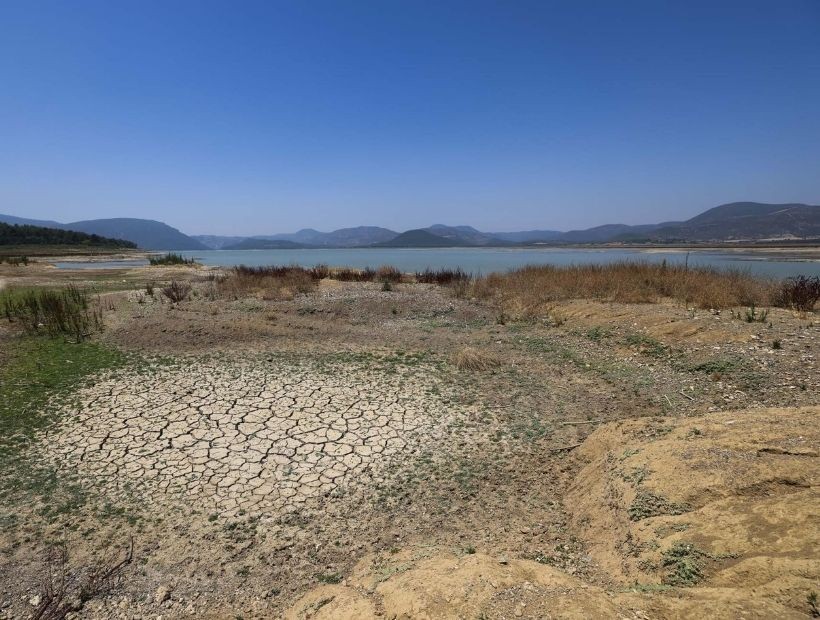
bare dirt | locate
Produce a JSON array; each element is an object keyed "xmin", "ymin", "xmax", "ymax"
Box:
[{"xmin": 0, "ymin": 267, "xmax": 817, "ymax": 619}]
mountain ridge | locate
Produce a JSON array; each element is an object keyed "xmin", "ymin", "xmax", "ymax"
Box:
[
  {"xmin": 0, "ymin": 214, "xmax": 206, "ymax": 250},
  {"xmin": 2, "ymin": 202, "xmax": 818, "ymax": 250}
]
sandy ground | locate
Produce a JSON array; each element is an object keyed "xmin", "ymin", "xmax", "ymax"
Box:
[{"xmin": 0, "ymin": 266, "xmax": 817, "ymax": 618}]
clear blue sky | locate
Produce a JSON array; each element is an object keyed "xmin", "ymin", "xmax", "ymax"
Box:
[{"xmin": 1, "ymin": 1, "xmax": 818, "ymax": 235}]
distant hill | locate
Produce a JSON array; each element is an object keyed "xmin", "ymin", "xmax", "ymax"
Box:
[
  {"xmin": 64, "ymin": 218, "xmax": 208, "ymax": 250},
  {"xmin": 0, "ymin": 214, "xmax": 207, "ymax": 250},
  {"xmin": 0, "ymin": 214, "xmax": 63, "ymax": 228},
  {"xmin": 0, "ymin": 222, "xmax": 136, "ymax": 248},
  {"xmin": 224, "ymin": 238, "xmax": 307, "ymax": 250},
  {"xmin": 192, "ymin": 235, "xmax": 249, "ymax": 249},
  {"xmin": 375, "ymin": 229, "xmax": 469, "ymax": 247},
  {"xmin": 620, "ymin": 203, "xmax": 820, "ymax": 242},
  {"xmin": 490, "ymin": 229, "xmax": 563, "ymax": 243},
  {"xmin": 263, "ymin": 226, "xmax": 398, "ymax": 247},
  {"xmin": 3, "ymin": 201, "xmax": 816, "ymax": 250},
  {"xmin": 557, "ymin": 223, "xmax": 681, "ymax": 243},
  {"xmin": 424, "ymin": 225, "xmax": 506, "ymax": 246}
]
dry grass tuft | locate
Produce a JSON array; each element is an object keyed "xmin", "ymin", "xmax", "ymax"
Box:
[
  {"xmin": 217, "ymin": 265, "xmax": 318, "ymax": 300},
  {"xmin": 471, "ymin": 262, "xmax": 775, "ymax": 315},
  {"xmin": 451, "ymin": 347, "xmax": 501, "ymax": 371}
]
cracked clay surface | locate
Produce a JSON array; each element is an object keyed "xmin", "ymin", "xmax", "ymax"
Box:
[{"xmin": 45, "ymin": 356, "xmax": 456, "ymax": 518}]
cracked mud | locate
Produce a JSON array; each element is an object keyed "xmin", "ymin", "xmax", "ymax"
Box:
[{"xmin": 46, "ymin": 357, "xmax": 456, "ymax": 518}]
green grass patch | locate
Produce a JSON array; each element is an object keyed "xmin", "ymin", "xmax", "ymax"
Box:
[{"xmin": 0, "ymin": 336, "xmax": 129, "ymax": 518}]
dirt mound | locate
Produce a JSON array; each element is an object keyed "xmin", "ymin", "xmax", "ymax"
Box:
[
  {"xmin": 285, "ymin": 549, "xmax": 632, "ymax": 619},
  {"xmin": 566, "ymin": 406, "xmax": 819, "ymax": 616},
  {"xmin": 287, "ymin": 407, "xmax": 818, "ymax": 618}
]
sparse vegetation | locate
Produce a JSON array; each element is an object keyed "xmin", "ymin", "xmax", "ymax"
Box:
[
  {"xmin": 1, "ymin": 286, "xmax": 103, "ymax": 341},
  {"xmin": 741, "ymin": 304, "xmax": 769, "ymax": 323},
  {"xmin": 625, "ymin": 333, "xmax": 667, "ymax": 357},
  {"xmin": 661, "ymin": 542, "xmax": 706, "ymax": 586},
  {"xmin": 316, "ymin": 572, "xmax": 342, "ymax": 584},
  {"xmin": 33, "ymin": 537, "xmax": 134, "ymax": 620},
  {"xmin": 414, "ymin": 267, "xmax": 472, "ymax": 286},
  {"xmin": 451, "ymin": 347, "xmax": 500, "ymax": 371},
  {"xmin": 774, "ymin": 275, "xmax": 820, "ymax": 312},
  {"xmin": 376, "ymin": 265, "xmax": 403, "ymax": 284},
  {"xmin": 471, "ymin": 262, "xmax": 775, "ymax": 314},
  {"xmin": 585, "ymin": 326, "xmax": 612, "ymax": 342},
  {"xmin": 161, "ymin": 280, "xmax": 192, "ymax": 303},
  {"xmin": 148, "ymin": 252, "xmax": 196, "ymax": 266},
  {"xmin": 628, "ymin": 490, "xmax": 690, "ymax": 521},
  {"xmin": 217, "ymin": 265, "xmax": 317, "ymax": 299},
  {"xmin": 808, "ymin": 591, "xmax": 819, "ymax": 618}
]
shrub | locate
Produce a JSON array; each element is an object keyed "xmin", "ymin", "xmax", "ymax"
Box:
[
  {"xmin": 217, "ymin": 265, "xmax": 319, "ymax": 300},
  {"xmin": 0, "ymin": 285, "xmax": 103, "ymax": 341},
  {"xmin": 149, "ymin": 252, "xmax": 196, "ymax": 266},
  {"xmin": 309, "ymin": 264, "xmax": 330, "ymax": 280},
  {"xmin": 415, "ymin": 267, "xmax": 472, "ymax": 285},
  {"xmin": 376, "ymin": 265, "xmax": 403, "ymax": 283},
  {"xmin": 332, "ymin": 267, "xmax": 377, "ymax": 282},
  {"xmin": 774, "ymin": 275, "xmax": 820, "ymax": 312},
  {"xmin": 161, "ymin": 280, "xmax": 192, "ymax": 303}
]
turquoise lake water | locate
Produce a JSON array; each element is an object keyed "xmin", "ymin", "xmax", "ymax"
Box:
[{"xmin": 57, "ymin": 247, "xmax": 820, "ymax": 278}]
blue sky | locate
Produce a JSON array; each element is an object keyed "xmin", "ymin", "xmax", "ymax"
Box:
[{"xmin": 1, "ymin": 0, "xmax": 818, "ymax": 235}]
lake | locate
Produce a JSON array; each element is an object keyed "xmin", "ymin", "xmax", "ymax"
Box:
[{"xmin": 56, "ymin": 247, "xmax": 820, "ymax": 278}]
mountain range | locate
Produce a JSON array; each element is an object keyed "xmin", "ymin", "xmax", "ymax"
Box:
[
  {"xmin": 0, "ymin": 215, "xmax": 207, "ymax": 250},
  {"xmin": 1, "ymin": 202, "xmax": 818, "ymax": 250}
]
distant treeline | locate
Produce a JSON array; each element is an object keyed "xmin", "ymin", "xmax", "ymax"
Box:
[{"xmin": 0, "ymin": 222, "xmax": 137, "ymax": 248}]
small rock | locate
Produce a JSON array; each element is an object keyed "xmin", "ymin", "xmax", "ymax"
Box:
[
  {"xmin": 498, "ymin": 556, "xmax": 509, "ymax": 565},
  {"xmin": 29, "ymin": 594, "xmax": 41, "ymax": 607},
  {"xmin": 155, "ymin": 586, "xmax": 172, "ymax": 604}
]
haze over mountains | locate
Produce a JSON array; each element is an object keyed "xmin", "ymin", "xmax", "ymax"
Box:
[{"xmin": 1, "ymin": 202, "xmax": 818, "ymax": 250}]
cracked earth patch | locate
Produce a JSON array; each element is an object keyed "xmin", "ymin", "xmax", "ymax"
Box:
[{"xmin": 44, "ymin": 356, "xmax": 459, "ymax": 519}]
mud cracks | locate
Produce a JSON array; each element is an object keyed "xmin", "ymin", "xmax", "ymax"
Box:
[{"xmin": 45, "ymin": 356, "xmax": 457, "ymax": 519}]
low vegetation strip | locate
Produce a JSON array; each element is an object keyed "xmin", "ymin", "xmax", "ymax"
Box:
[
  {"xmin": 148, "ymin": 252, "xmax": 197, "ymax": 266},
  {"xmin": 470, "ymin": 261, "xmax": 820, "ymax": 311},
  {"xmin": 189, "ymin": 261, "xmax": 817, "ymax": 313}
]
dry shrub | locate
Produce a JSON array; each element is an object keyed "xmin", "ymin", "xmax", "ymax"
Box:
[
  {"xmin": 217, "ymin": 265, "xmax": 318, "ymax": 300},
  {"xmin": 451, "ymin": 346, "xmax": 501, "ymax": 371},
  {"xmin": 415, "ymin": 267, "xmax": 472, "ymax": 286},
  {"xmin": 376, "ymin": 265, "xmax": 403, "ymax": 283},
  {"xmin": 33, "ymin": 537, "xmax": 133, "ymax": 620},
  {"xmin": 773, "ymin": 275, "xmax": 820, "ymax": 312},
  {"xmin": 332, "ymin": 267, "xmax": 377, "ymax": 282},
  {"xmin": 471, "ymin": 262, "xmax": 775, "ymax": 316},
  {"xmin": 161, "ymin": 280, "xmax": 191, "ymax": 303}
]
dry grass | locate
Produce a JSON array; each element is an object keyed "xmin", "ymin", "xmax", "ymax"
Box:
[
  {"xmin": 451, "ymin": 346, "xmax": 501, "ymax": 371},
  {"xmin": 471, "ymin": 262, "xmax": 776, "ymax": 315},
  {"xmin": 217, "ymin": 265, "xmax": 318, "ymax": 300}
]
